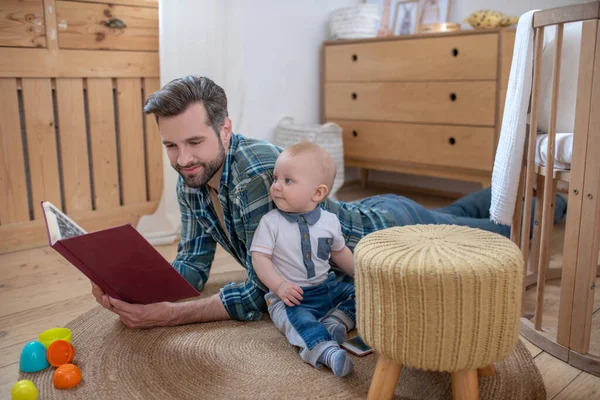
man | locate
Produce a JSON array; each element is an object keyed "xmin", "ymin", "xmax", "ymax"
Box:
[{"xmin": 92, "ymin": 75, "xmax": 567, "ymax": 328}]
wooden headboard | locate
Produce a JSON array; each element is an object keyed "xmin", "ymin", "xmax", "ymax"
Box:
[{"xmin": 0, "ymin": 0, "xmax": 162, "ymax": 254}]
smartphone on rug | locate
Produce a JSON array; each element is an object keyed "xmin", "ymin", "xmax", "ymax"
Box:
[{"xmin": 341, "ymin": 335, "xmax": 374, "ymax": 357}]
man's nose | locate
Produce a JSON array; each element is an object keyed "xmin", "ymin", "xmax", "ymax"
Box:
[{"xmin": 177, "ymin": 149, "xmax": 193, "ymax": 166}]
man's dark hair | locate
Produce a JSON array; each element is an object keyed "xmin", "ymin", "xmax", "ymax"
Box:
[{"xmin": 143, "ymin": 75, "xmax": 228, "ymax": 134}]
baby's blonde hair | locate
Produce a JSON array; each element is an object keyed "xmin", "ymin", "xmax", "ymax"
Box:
[{"xmin": 282, "ymin": 142, "xmax": 336, "ymax": 195}]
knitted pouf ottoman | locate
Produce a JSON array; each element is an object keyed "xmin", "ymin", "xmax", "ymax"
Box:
[{"xmin": 354, "ymin": 225, "xmax": 524, "ymax": 400}]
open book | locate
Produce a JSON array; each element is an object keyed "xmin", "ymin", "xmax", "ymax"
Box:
[
  {"xmin": 42, "ymin": 201, "xmax": 88, "ymax": 244},
  {"xmin": 41, "ymin": 201, "xmax": 200, "ymax": 304}
]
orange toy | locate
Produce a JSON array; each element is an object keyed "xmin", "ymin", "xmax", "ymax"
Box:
[
  {"xmin": 53, "ymin": 364, "xmax": 82, "ymax": 389},
  {"xmin": 47, "ymin": 340, "xmax": 75, "ymax": 367}
]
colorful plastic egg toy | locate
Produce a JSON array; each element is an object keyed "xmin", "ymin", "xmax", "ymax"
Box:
[
  {"xmin": 38, "ymin": 327, "xmax": 72, "ymax": 349},
  {"xmin": 47, "ymin": 339, "xmax": 75, "ymax": 367},
  {"xmin": 19, "ymin": 341, "xmax": 49, "ymax": 373},
  {"xmin": 53, "ymin": 363, "xmax": 82, "ymax": 389},
  {"xmin": 11, "ymin": 379, "xmax": 38, "ymax": 400}
]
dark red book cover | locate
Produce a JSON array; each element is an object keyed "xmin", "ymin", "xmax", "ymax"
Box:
[{"xmin": 41, "ymin": 202, "xmax": 200, "ymax": 304}]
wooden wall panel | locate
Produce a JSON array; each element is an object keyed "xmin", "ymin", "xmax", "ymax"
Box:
[
  {"xmin": 87, "ymin": 78, "xmax": 120, "ymax": 211},
  {"xmin": 21, "ymin": 78, "xmax": 61, "ymax": 219},
  {"xmin": 0, "ymin": 79, "xmax": 29, "ymax": 224},
  {"xmin": 116, "ymin": 78, "xmax": 146, "ymax": 205},
  {"xmin": 55, "ymin": 78, "xmax": 92, "ymax": 215},
  {"xmin": 143, "ymin": 78, "xmax": 163, "ymax": 202},
  {"xmin": 0, "ymin": 0, "xmax": 161, "ymax": 253},
  {"xmin": 59, "ymin": 0, "xmax": 158, "ymax": 7},
  {"xmin": 0, "ymin": 48, "xmax": 159, "ymax": 78},
  {"xmin": 0, "ymin": 0, "xmax": 46, "ymax": 48},
  {"xmin": 56, "ymin": 1, "xmax": 158, "ymax": 51},
  {"xmin": 43, "ymin": 0, "xmax": 59, "ymax": 50}
]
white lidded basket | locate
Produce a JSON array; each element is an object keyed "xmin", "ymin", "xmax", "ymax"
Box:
[
  {"xmin": 273, "ymin": 117, "xmax": 345, "ymax": 200},
  {"xmin": 329, "ymin": 4, "xmax": 380, "ymax": 40}
]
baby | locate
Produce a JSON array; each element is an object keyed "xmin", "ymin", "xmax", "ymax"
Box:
[{"xmin": 251, "ymin": 141, "xmax": 356, "ymax": 377}]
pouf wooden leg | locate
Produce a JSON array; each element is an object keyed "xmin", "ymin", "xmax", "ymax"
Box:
[
  {"xmin": 368, "ymin": 354, "xmax": 403, "ymax": 400},
  {"xmin": 477, "ymin": 364, "xmax": 496, "ymax": 377},
  {"xmin": 451, "ymin": 369, "xmax": 479, "ymax": 400}
]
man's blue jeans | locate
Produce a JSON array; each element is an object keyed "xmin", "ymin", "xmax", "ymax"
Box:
[
  {"xmin": 285, "ymin": 273, "xmax": 355, "ymax": 350},
  {"xmin": 359, "ymin": 187, "xmax": 567, "ymax": 238}
]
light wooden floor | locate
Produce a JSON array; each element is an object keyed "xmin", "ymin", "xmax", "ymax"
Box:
[{"xmin": 1, "ymin": 182, "xmax": 600, "ymax": 399}]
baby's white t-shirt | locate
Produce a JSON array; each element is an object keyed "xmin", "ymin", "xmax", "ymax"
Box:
[{"xmin": 250, "ymin": 208, "xmax": 345, "ymax": 286}]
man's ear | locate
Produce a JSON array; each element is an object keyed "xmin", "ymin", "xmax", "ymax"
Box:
[
  {"xmin": 312, "ymin": 184, "xmax": 329, "ymax": 202},
  {"xmin": 221, "ymin": 117, "xmax": 233, "ymax": 143}
]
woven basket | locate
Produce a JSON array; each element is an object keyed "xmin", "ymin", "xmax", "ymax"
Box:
[
  {"xmin": 329, "ymin": 4, "xmax": 380, "ymax": 40},
  {"xmin": 272, "ymin": 117, "xmax": 344, "ymax": 199}
]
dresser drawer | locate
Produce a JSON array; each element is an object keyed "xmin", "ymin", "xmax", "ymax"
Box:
[
  {"xmin": 0, "ymin": 0, "xmax": 46, "ymax": 48},
  {"xmin": 325, "ymin": 81, "xmax": 496, "ymax": 126},
  {"xmin": 56, "ymin": 1, "xmax": 158, "ymax": 51},
  {"xmin": 325, "ymin": 34, "xmax": 498, "ymax": 82},
  {"xmin": 336, "ymin": 120, "xmax": 494, "ymax": 172}
]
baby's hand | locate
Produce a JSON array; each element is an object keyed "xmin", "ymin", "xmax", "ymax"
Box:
[{"xmin": 276, "ymin": 281, "xmax": 304, "ymax": 307}]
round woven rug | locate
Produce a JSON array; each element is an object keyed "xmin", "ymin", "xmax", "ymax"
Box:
[{"xmin": 20, "ymin": 271, "xmax": 546, "ymax": 399}]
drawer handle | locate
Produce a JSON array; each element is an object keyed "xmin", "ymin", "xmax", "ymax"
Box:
[
  {"xmin": 352, "ymin": 130, "xmax": 358, "ymax": 137},
  {"xmin": 351, "ymin": 92, "xmax": 357, "ymax": 100},
  {"xmin": 452, "ymin": 48, "xmax": 459, "ymax": 57},
  {"xmin": 352, "ymin": 54, "xmax": 358, "ymax": 62},
  {"xmin": 449, "ymin": 93, "xmax": 457, "ymax": 101},
  {"xmin": 104, "ymin": 18, "xmax": 127, "ymax": 29},
  {"xmin": 449, "ymin": 137, "xmax": 456, "ymax": 145}
]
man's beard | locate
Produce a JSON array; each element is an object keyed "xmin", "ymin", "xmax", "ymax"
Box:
[{"xmin": 175, "ymin": 138, "xmax": 226, "ymax": 188}]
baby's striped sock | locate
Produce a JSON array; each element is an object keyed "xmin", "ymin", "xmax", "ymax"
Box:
[{"xmin": 318, "ymin": 345, "xmax": 354, "ymax": 377}]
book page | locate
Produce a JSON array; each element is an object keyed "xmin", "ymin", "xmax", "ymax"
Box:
[{"xmin": 41, "ymin": 202, "xmax": 87, "ymax": 245}]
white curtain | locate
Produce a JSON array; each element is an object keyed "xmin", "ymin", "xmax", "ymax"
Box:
[{"xmin": 136, "ymin": 0, "xmax": 247, "ymax": 245}]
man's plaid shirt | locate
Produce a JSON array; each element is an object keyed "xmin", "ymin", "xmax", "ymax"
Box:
[{"xmin": 172, "ymin": 133, "xmax": 394, "ymax": 321}]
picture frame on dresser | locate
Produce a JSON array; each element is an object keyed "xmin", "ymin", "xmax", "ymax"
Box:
[
  {"xmin": 365, "ymin": 0, "xmax": 420, "ymax": 37},
  {"xmin": 392, "ymin": 0, "xmax": 421, "ymax": 36}
]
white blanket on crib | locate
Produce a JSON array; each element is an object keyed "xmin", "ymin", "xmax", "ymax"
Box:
[
  {"xmin": 490, "ymin": 10, "xmax": 538, "ymax": 225},
  {"xmin": 535, "ymin": 133, "xmax": 573, "ymax": 169}
]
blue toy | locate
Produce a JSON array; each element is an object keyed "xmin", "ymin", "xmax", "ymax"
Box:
[{"xmin": 19, "ymin": 341, "xmax": 49, "ymax": 373}]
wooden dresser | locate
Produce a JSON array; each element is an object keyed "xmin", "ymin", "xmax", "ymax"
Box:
[{"xmin": 322, "ymin": 29, "xmax": 515, "ymax": 189}]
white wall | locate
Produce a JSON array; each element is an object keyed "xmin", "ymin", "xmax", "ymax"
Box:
[
  {"xmin": 240, "ymin": 0, "xmax": 361, "ymax": 141},
  {"xmin": 160, "ymin": 0, "xmax": 360, "ymax": 140}
]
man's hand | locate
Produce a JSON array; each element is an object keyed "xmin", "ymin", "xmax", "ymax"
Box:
[
  {"xmin": 91, "ymin": 282, "xmax": 112, "ymax": 310},
  {"xmin": 276, "ymin": 281, "xmax": 304, "ymax": 307},
  {"xmin": 91, "ymin": 282, "xmax": 175, "ymax": 328},
  {"xmin": 90, "ymin": 281, "xmax": 231, "ymax": 327},
  {"xmin": 108, "ymin": 297, "xmax": 176, "ymax": 329}
]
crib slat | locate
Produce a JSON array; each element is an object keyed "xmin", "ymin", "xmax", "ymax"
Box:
[
  {"xmin": 55, "ymin": 78, "xmax": 92, "ymax": 215},
  {"xmin": 143, "ymin": 78, "xmax": 164, "ymax": 202},
  {"xmin": 520, "ymin": 27, "xmax": 546, "ymax": 313},
  {"xmin": 87, "ymin": 78, "xmax": 120, "ymax": 210},
  {"xmin": 116, "ymin": 78, "xmax": 147, "ymax": 206},
  {"xmin": 529, "ymin": 175, "xmax": 545, "ymax": 276},
  {"xmin": 535, "ymin": 23, "xmax": 564, "ymax": 331},
  {"xmin": 22, "ymin": 78, "xmax": 61, "ymax": 219},
  {"xmin": 557, "ymin": 19, "xmax": 599, "ymax": 348},
  {"xmin": 568, "ymin": 19, "xmax": 600, "ymax": 354},
  {"xmin": 0, "ymin": 78, "xmax": 29, "ymax": 224},
  {"xmin": 511, "ymin": 166, "xmax": 524, "ymax": 246},
  {"xmin": 521, "ymin": 27, "xmax": 545, "ymax": 276}
]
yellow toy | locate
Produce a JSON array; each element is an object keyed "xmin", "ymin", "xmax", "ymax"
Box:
[
  {"xmin": 11, "ymin": 380, "xmax": 38, "ymax": 400},
  {"xmin": 463, "ymin": 10, "xmax": 519, "ymax": 29}
]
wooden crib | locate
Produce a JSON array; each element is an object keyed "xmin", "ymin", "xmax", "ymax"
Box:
[{"xmin": 512, "ymin": 0, "xmax": 600, "ymax": 377}]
